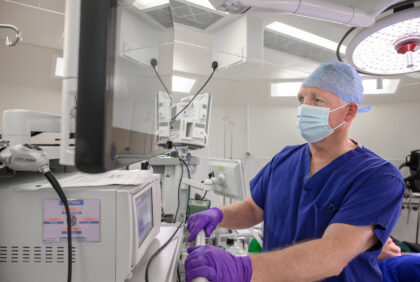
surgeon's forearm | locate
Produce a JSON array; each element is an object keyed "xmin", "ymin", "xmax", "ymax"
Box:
[
  {"xmin": 219, "ymin": 196, "xmax": 263, "ymax": 229},
  {"xmin": 250, "ymin": 239, "xmax": 348, "ymax": 282}
]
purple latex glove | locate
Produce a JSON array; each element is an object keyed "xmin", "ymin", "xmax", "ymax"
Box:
[
  {"xmin": 185, "ymin": 245, "xmax": 252, "ymax": 282},
  {"xmin": 187, "ymin": 207, "xmax": 223, "ymax": 242}
]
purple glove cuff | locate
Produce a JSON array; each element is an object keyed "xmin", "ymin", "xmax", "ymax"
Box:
[
  {"xmin": 185, "ymin": 245, "xmax": 253, "ymax": 282},
  {"xmin": 211, "ymin": 207, "xmax": 224, "ymax": 223},
  {"xmin": 240, "ymin": 256, "xmax": 253, "ymax": 282}
]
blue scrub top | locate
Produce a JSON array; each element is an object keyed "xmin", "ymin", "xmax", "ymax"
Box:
[
  {"xmin": 250, "ymin": 143, "xmax": 405, "ymax": 282},
  {"xmin": 379, "ymin": 254, "xmax": 420, "ymax": 282}
]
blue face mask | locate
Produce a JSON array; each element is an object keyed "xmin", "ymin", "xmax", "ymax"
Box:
[{"xmin": 296, "ymin": 104, "xmax": 348, "ymax": 143}]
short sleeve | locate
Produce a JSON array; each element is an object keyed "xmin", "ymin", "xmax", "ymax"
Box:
[
  {"xmin": 250, "ymin": 160, "xmax": 273, "ymax": 210},
  {"xmin": 330, "ymin": 170, "xmax": 404, "ymax": 247}
]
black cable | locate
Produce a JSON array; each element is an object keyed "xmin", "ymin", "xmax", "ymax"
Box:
[
  {"xmin": 171, "ymin": 61, "xmax": 218, "ymax": 121},
  {"xmin": 145, "ymin": 223, "xmax": 183, "ymax": 282},
  {"xmin": 336, "ymin": 26, "xmax": 356, "ymax": 62},
  {"xmin": 383, "ymin": 0, "xmax": 419, "ymax": 12},
  {"xmin": 177, "ymin": 156, "xmax": 191, "ymax": 223},
  {"xmin": 201, "ymin": 191, "xmax": 208, "ymax": 200},
  {"xmin": 177, "ymin": 263, "xmax": 181, "ymax": 282},
  {"xmin": 173, "ymin": 156, "xmax": 184, "ymax": 223},
  {"xmin": 44, "ymin": 170, "xmax": 72, "ymax": 282},
  {"xmin": 150, "ymin": 58, "xmax": 172, "ymax": 101}
]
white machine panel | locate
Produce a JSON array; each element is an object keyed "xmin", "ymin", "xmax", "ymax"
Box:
[{"xmin": 0, "ymin": 172, "xmax": 161, "ymax": 282}]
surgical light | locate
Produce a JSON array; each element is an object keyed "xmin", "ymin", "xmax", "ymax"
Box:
[
  {"xmin": 266, "ymin": 22, "xmax": 346, "ymax": 53},
  {"xmin": 271, "ymin": 82, "xmax": 302, "ymax": 97},
  {"xmin": 172, "ymin": 75, "xmax": 196, "ymax": 93},
  {"xmin": 133, "ymin": 0, "xmax": 168, "ymax": 10},
  {"xmin": 346, "ymin": 6, "xmax": 420, "ymax": 75}
]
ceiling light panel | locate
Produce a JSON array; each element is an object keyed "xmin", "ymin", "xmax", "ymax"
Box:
[
  {"xmin": 172, "ymin": 76, "xmax": 196, "ymax": 93},
  {"xmin": 133, "ymin": 0, "xmax": 169, "ymax": 10},
  {"xmin": 184, "ymin": 0, "xmax": 219, "ymax": 11},
  {"xmin": 55, "ymin": 57, "xmax": 64, "ymax": 77},
  {"xmin": 265, "ymin": 22, "xmax": 346, "ymax": 53},
  {"xmin": 271, "ymin": 82, "xmax": 302, "ymax": 97}
]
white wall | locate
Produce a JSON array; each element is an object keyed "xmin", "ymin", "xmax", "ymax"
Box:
[
  {"xmin": 188, "ymin": 76, "xmax": 420, "ymax": 216},
  {"xmin": 197, "ymin": 77, "xmax": 420, "ymax": 166},
  {"xmin": 0, "ymin": 43, "xmax": 62, "ymax": 143}
]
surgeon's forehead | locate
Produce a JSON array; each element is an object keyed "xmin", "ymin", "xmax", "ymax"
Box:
[{"xmin": 297, "ymin": 86, "xmax": 331, "ymax": 98}]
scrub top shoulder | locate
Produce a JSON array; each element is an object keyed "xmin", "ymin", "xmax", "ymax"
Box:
[{"xmin": 250, "ymin": 143, "xmax": 405, "ymax": 282}]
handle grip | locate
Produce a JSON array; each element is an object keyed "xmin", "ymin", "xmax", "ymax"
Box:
[{"xmin": 192, "ymin": 231, "xmax": 208, "ymax": 282}]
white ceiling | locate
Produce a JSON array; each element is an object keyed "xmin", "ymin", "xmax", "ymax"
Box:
[{"xmin": 1, "ymin": 0, "xmax": 419, "ymax": 87}]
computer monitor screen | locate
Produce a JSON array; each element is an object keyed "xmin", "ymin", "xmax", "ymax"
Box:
[
  {"xmin": 208, "ymin": 158, "xmax": 246, "ymax": 200},
  {"xmin": 75, "ymin": 0, "xmax": 173, "ymax": 172},
  {"xmin": 168, "ymin": 93, "xmax": 212, "ymax": 149},
  {"xmin": 135, "ymin": 188, "xmax": 154, "ymax": 247}
]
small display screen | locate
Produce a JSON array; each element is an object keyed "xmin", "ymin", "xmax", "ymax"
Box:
[{"xmin": 135, "ymin": 189, "xmax": 154, "ymax": 248}]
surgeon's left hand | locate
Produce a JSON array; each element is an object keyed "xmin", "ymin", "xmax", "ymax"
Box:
[{"xmin": 185, "ymin": 245, "xmax": 252, "ymax": 282}]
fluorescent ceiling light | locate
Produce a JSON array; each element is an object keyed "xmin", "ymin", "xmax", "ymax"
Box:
[
  {"xmin": 172, "ymin": 76, "xmax": 196, "ymax": 93},
  {"xmin": 266, "ymin": 22, "xmax": 346, "ymax": 53},
  {"xmin": 55, "ymin": 57, "xmax": 64, "ymax": 77},
  {"xmin": 184, "ymin": 0, "xmax": 228, "ymax": 13},
  {"xmin": 362, "ymin": 79, "xmax": 400, "ymax": 94},
  {"xmin": 133, "ymin": 0, "xmax": 168, "ymax": 10},
  {"xmin": 271, "ymin": 82, "xmax": 302, "ymax": 97}
]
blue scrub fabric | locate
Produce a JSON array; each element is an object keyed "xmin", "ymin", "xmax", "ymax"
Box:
[
  {"xmin": 379, "ymin": 254, "xmax": 420, "ymax": 282},
  {"xmin": 250, "ymin": 144, "xmax": 405, "ymax": 282}
]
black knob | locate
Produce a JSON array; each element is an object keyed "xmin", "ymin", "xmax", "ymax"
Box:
[{"xmin": 150, "ymin": 58, "xmax": 158, "ymax": 67}]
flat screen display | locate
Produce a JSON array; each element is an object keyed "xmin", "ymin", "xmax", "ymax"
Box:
[
  {"xmin": 76, "ymin": 0, "xmax": 173, "ymax": 172},
  {"xmin": 135, "ymin": 189, "xmax": 154, "ymax": 247}
]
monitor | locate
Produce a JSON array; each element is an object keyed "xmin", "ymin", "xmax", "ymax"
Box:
[
  {"xmin": 131, "ymin": 179, "xmax": 161, "ymax": 267},
  {"xmin": 75, "ymin": 0, "xmax": 173, "ymax": 172},
  {"xmin": 135, "ymin": 189, "xmax": 153, "ymax": 247},
  {"xmin": 208, "ymin": 158, "xmax": 246, "ymax": 200},
  {"xmin": 167, "ymin": 93, "xmax": 212, "ymax": 149}
]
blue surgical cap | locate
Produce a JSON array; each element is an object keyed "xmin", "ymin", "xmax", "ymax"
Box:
[{"xmin": 302, "ymin": 62, "xmax": 364, "ymax": 105}]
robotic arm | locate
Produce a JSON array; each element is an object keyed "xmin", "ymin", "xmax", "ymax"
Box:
[
  {"xmin": 0, "ymin": 143, "xmax": 49, "ymax": 172},
  {"xmin": 209, "ymin": 0, "xmax": 399, "ymax": 27}
]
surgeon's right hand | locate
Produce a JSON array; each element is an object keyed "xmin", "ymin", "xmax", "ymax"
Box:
[{"xmin": 187, "ymin": 207, "xmax": 223, "ymax": 242}]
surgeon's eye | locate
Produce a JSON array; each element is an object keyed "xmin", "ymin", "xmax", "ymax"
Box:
[
  {"xmin": 314, "ymin": 97, "xmax": 324, "ymax": 104},
  {"xmin": 297, "ymin": 96, "xmax": 304, "ymax": 104}
]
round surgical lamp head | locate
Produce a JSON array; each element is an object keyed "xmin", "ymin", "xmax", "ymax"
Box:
[{"xmin": 346, "ymin": 6, "xmax": 420, "ymax": 76}]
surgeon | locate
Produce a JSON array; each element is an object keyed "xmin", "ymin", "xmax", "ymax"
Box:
[{"xmin": 184, "ymin": 62, "xmax": 405, "ymax": 282}]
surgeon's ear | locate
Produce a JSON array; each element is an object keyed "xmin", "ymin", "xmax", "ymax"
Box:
[{"xmin": 345, "ymin": 103, "xmax": 358, "ymax": 122}]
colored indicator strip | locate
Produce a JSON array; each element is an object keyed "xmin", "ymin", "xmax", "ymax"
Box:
[
  {"xmin": 79, "ymin": 221, "xmax": 99, "ymax": 224},
  {"xmin": 62, "ymin": 227, "xmax": 82, "ymax": 231},
  {"xmin": 43, "ymin": 221, "xmax": 64, "ymax": 224},
  {"xmin": 60, "ymin": 200, "xmax": 84, "ymax": 206},
  {"xmin": 61, "ymin": 231, "xmax": 82, "ymax": 234},
  {"xmin": 61, "ymin": 207, "xmax": 82, "ymax": 212}
]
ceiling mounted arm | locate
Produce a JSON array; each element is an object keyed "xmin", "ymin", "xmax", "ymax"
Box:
[{"xmin": 0, "ymin": 24, "xmax": 22, "ymax": 47}]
